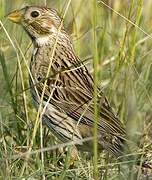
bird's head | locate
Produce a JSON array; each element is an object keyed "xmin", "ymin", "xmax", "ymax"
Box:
[{"xmin": 7, "ymin": 6, "xmax": 62, "ymax": 40}]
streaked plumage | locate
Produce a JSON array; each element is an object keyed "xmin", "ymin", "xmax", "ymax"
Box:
[{"xmin": 8, "ymin": 6, "xmax": 127, "ymax": 158}]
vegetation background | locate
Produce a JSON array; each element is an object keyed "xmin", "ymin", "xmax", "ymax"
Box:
[{"xmin": 0, "ymin": 0, "xmax": 152, "ymax": 179}]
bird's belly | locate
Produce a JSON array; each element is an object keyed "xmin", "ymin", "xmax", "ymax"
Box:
[
  {"xmin": 42, "ymin": 102, "xmax": 83, "ymax": 143},
  {"xmin": 29, "ymin": 83, "xmax": 83, "ymax": 144}
]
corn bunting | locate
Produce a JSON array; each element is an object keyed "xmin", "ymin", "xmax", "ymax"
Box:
[{"xmin": 7, "ymin": 6, "xmax": 127, "ymax": 159}]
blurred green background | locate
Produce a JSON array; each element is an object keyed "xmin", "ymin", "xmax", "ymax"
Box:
[{"xmin": 0, "ymin": 0, "xmax": 152, "ymax": 179}]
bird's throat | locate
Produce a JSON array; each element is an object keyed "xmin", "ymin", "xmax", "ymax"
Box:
[{"xmin": 35, "ymin": 36, "xmax": 50, "ymax": 46}]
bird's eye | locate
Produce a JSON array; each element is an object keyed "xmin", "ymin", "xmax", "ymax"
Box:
[{"xmin": 31, "ymin": 11, "xmax": 40, "ymax": 18}]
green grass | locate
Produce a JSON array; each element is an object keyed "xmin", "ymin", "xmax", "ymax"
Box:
[{"xmin": 0, "ymin": 0, "xmax": 152, "ymax": 179}]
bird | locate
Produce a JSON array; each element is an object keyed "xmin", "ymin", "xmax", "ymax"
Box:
[{"xmin": 7, "ymin": 6, "xmax": 128, "ymax": 161}]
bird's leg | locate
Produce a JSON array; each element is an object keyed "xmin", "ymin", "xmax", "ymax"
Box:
[{"xmin": 57, "ymin": 145, "xmax": 78, "ymax": 167}]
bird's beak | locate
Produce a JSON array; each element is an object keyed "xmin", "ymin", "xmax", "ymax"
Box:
[{"xmin": 7, "ymin": 10, "xmax": 23, "ymax": 24}]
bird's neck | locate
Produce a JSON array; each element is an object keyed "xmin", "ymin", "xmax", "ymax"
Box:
[{"xmin": 34, "ymin": 30, "xmax": 71, "ymax": 48}]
